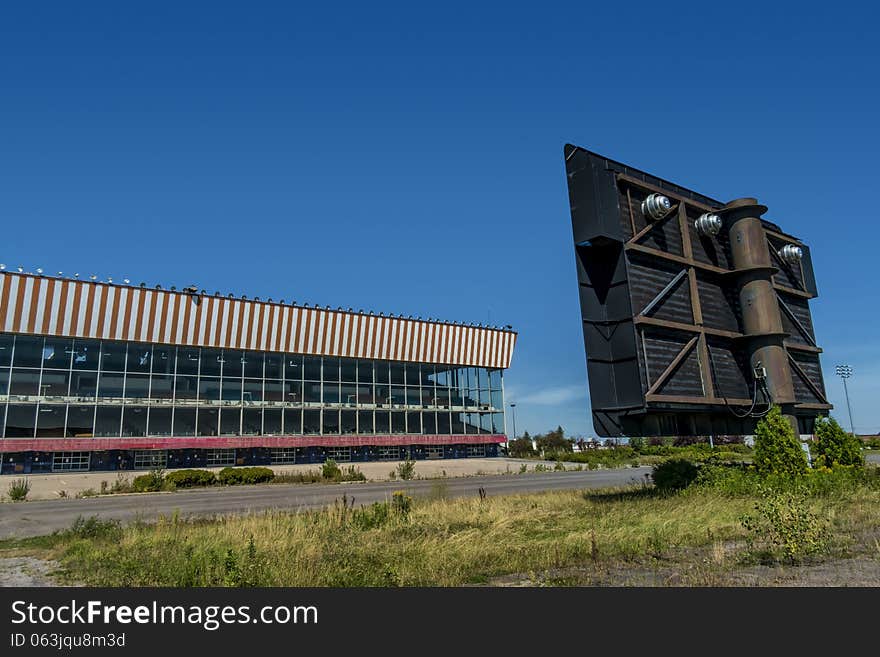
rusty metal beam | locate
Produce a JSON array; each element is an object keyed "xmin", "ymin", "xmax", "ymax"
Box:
[
  {"xmin": 626, "ymin": 187, "xmax": 636, "ymax": 237},
  {"xmin": 646, "ymin": 393, "xmax": 753, "ymax": 405},
  {"xmin": 776, "ymin": 292, "xmax": 817, "ymax": 347},
  {"xmin": 639, "ymin": 268, "xmax": 688, "ymax": 317},
  {"xmin": 616, "ymin": 173, "xmax": 717, "ymax": 213},
  {"xmin": 774, "ymin": 283, "xmax": 813, "ymax": 299},
  {"xmin": 784, "ymin": 342, "xmax": 822, "ymax": 354},
  {"xmin": 627, "ymin": 204, "xmax": 680, "ymax": 245},
  {"xmin": 625, "ymin": 242, "xmax": 729, "ymax": 275},
  {"xmin": 634, "ymin": 315, "xmax": 742, "ymax": 340},
  {"xmin": 786, "ymin": 351, "xmax": 829, "ymax": 405},
  {"xmin": 645, "ymin": 335, "xmax": 699, "ymax": 396}
]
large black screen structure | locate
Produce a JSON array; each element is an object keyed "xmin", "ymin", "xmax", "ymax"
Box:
[{"xmin": 564, "ymin": 145, "xmax": 830, "ymax": 437}]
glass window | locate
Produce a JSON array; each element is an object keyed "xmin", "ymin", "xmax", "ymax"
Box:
[
  {"xmin": 264, "ymin": 354, "xmax": 282, "ymax": 379},
  {"xmin": 121, "ymin": 406, "xmax": 147, "ymax": 437},
  {"xmin": 53, "ymin": 451, "xmax": 90, "ymax": 472},
  {"xmin": 489, "ymin": 369, "xmax": 502, "ymax": 389},
  {"xmin": 357, "ymin": 385, "xmax": 374, "ymax": 405},
  {"xmin": 281, "ymin": 379, "xmax": 302, "ymax": 404},
  {"xmin": 405, "ymin": 364, "xmax": 420, "ymax": 386},
  {"xmin": 433, "ymin": 367, "xmax": 450, "ymax": 388},
  {"xmin": 422, "ymin": 412, "xmax": 437, "ymax": 434},
  {"xmin": 452, "ymin": 413, "xmax": 465, "ymax": 434},
  {"xmin": 0, "ymin": 334, "xmax": 13, "ymax": 366},
  {"xmin": 148, "ymin": 407, "xmax": 173, "ymax": 436},
  {"xmin": 97, "ymin": 372, "xmax": 126, "ymax": 398},
  {"xmin": 391, "ymin": 412, "xmax": 406, "ymax": 433},
  {"xmin": 173, "ymin": 407, "xmax": 196, "ymax": 436},
  {"xmin": 357, "ymin": 360, "xmax": 373, "ymax": 384},
  {"xmin": 406, "ymin": 411, "xmax": 421, "ymax": 434},
  {"xmin": 374, "ymin": 411, "xmax": 389, "ymax": 433},
  {"xmin": 197, "ymin": 408, "xmax": 219, "ymax": 436},
  {"xmin": 124, "ymin": 373, "xmax": 150, "ymax": 399},
  {"xmin": 390, "ymin": 387, "xmax": 406, "ymax": 406},
  {"xmin": 263, "ymin": 379, "xmax": 284, "ymax": 402},
  {"xmin": 480, "ymin": 413, "xmax": 493, "ymax": 434},
  {"xmin": 390, "ymin": 362, "xmax": 405, "ymax": 385},
  {"xmin": 243, "ymin": 380, "xmax": 262, "ymax": 403},
  {"xmin": 303, "ymin": 382, "xmax": 321, "ymax": 404},
  {"xmin": 450, "ymin": 388, "xmax": 463, "ymax": 407},
  {"xmin": 200, "ymin": 348, "xmax": 223, "ymax": 376},
  {"xmin": 176, "ymin": 348, "xmax": 200, "ymax": 375},
  {"xmin": 425, "ymin": 445, "xmax": 443, "ymax": 459},
  {"xmin": 12, "ymin": 336, "xmax": 43, "ymax": 368},
  {"xmin": 100, "ymin": 341, "xmax": 126, "ymax": 372},
  {"xmin": 420, "ymin": 387, "xmax": 435, "ymax": 407},
  {"xmin": 323, "ymin": 357, "xmax": 340, "ymax": 382},
  {"xmin": 174, "ymin": 375, "xmax": 199, "ymax": 400},
  {"xmin": 6, "ymin": 404, "xmax": 37, "ymax": 438},
  {"xmin": 71, "ymin": 339, "xmax": 100, "ymax": 370},
  {"xmin": 376, "ymin": 384, "xmax": 391, "ymax": 407},
  {"xmin": 242, "ymin": 408, "xmax": 262, "ymax": 435},
  {"xmin": 42, "ymin": 337, "xmax": 73, "ymax": 370},
  {"xmin": 405, "ymin": 387, "xmax": 421, "ymax": 406},
  {"xmin": 303, "ymin": 409, "xmax": 320, "ymax": 434},
  {"xmin": 285, "ymin": 354, "xmax": 303, "ymax": 380},
  {"xmin": 150, "ymin": 374, "xmax": 174, "ymax": 399},
  {"xmin": 221, "ymin": 378, "xmax": 242, "ymax": 402},
  {"xmin": 198, "ymin": 377, "xmax": 221, "ymax": 401},
  {"xmin": 492, "ymin": 413, "xmax": 504, "ymax": 434},
  {"xmin": 341, "ymin": 410, "xmax": 357, "ymax": 434},
  {"xmin": 270, "ymin": 447, "xmax": 297, "ymax": 464},
  {"xmin": 303, "ymin": 356, "xmax": 321, "ymax": 381},
  {"xmin": 375, "ymin": 361, "xmax": 390, "ymax": 384},
  {"xmin": 263, "ymin": 408, "xmax": 282, "ymax": 434},
  {"xmin": 151, "ymin": 347, "xmax": 175, "ymax": 375},
  {"xmin": 69, "ymin": 372, "xmax": 98, "ymax": 399},
  {"xmin": 223, "ymin": 350, "xmax": 244, "ymax": 378},
  {"xmin": 35, "ymin": 404, "xmax": 65, "ymax": 437},
  {"xmin": 127, "ymin": 345, "xmax": 153, "ymax": 373},
  {"xmin": 490, "ymin": 390, "xmax": 503, "ymax": 410},
  {"xmin": 437, "ymin": 412, "xmax": 451, "ymax": 434},
  {"xmin": 327, "ymin": 446, "xmax": 351, "ymax": 462},
  {"xmin": 357, "ymin": 410, "xmax": 373, "ymax": 434},
  {"xmin": 220, "ymin": 408, "xmax": 240, "ymax": 435},
  {"xmin": 242, "ymin": 351, "xmax": 263, "ymax": 378},
  {"xmin": 134, "ymin": 450, "xmax": 167, "ymax": 470},
  {"xmin": 65, "ymin": 405, "xmax": 94, "ymax": 437},
  {"xmin": 476, "ymin": 368, "xmax": 489, "ymax": 389},
  {"xmin": 341, "ymin": 383, "xmax": 358, "ymax": 406},
  {"xmin": 35, "ymin": 370, "xmax": 69, "ymax": 396},
  {"xmin": 467, "ymin": 445, "xmax": 486, "ymax": 458},
  {"xmin": 340, "ymin": 358, "xmax": 357, "ymax": 382},
  {"xmin": 206, "ymin": 449, "xmax": 235, "ymax": 467},
  {"xmin": 322, "ymin": 381, "xmax": 340, "ymax": 404},
  {"xmin": 0, "ymin": 367, "xmax": 8, "ymax": 395},
  {"xmin": 10, "ymin": 368, "xmax": 40, "ymax": 396},
  {"xmin": 94, "ymin": 406, "xmax": 121, "ymax": 437},
  {"xmin": 284, "ymin": 407, "xmax": 302, "ymax": 434},
  {"xmin": 322, "ymin": 409, "xmax": 340, "ymax": 434},
  {"xmin": 463, "ymin": 389, "xmax": 479, "ymax": 407}
]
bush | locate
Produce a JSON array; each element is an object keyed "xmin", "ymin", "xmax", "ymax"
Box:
[
  {"xmin": 7, "ymin": 477, "xmax": 30, "ymax": 502},
  {"xmin": 340, "ymin": 466, "xmax": 366, "ymax": 482},
  {"xmin": 508, "ymin": 437, "xmax": 535, "ymax": 458},
  {"xmin": 218, "ymin": 467, "xmax": 275, "ymax": 486},
  {"xmin": 65, "ymin": 515, "xmax": 123, "ymax": 541},
  {"xmin": 753, "ymin": 406, "xmax": 808, "ymax": 476},
  {"xmin": 132, "ymin": 468, "xmax": 166, "ymax": 492},
  {"xmin": 627, "ymin": 436, "xmax": 645, "ymax": 451},
  {"xmin": 322, "ymin": 459, "xmax": 341, "ymax": 480},
  {"xmin": 396, "ymin": 459, "xmax": 416, "ymax": 481},
  {"xmin": 391, "ymin": 491, "xmax": 412, "ymax": 518},
  {"xmin": 741, "ymin": 489, "xmax": 831, "ymax": 564},
  {"xmin": 812, "ymin": 416, "xmax": 864, "ymax": 468},
  {"xmin": 165, "ymin": 469, "xmax": 216, "ymax": 489},
  {"xmin": 652, "ymin": 459, "xmax": 700, "ymax": 491}
]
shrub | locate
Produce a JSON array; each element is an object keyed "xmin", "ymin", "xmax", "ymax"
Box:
[
  {"xmin": 753, "ymin": 406, "xmax": 808, "ymax": 476},
  {"xmin": 652, "ymin": 459, "xmax": 700, "ymax": 491},
  {"xmin": 396, "ymin": 459, "xmax": 416, "ymax": 481},
  {"xmin": 322, "ymin": 459, "xmax": 341, "ymax": 480},
  {"xmin": 218, "ymin": 466, "xmax": 275, "ymax": 486},
  {"xmin": 812, "ymin": 416, "xmax": 864, "ymax": 468},
  {"xmin": 554, "ymin": 460, "xmax": 566, "ymax": 471},
  {"xmin": 508, "ymin": 437, "xmax": 535, "ymax": 458},
  {"xmin": 740, "ymin": 489, "xmax": 831, "ymax": 564},
  {"xmin": 340, "ymin": 466, "xmax": 366, "ymax": 482},
  {"xmin": 65, "ymin": 515, "xmax": 123, "ymax": 541},
  {"xmin": 627, "ymin": 436, "xmax": 645, "ymax": 452},
  {"xmin": 132, "ymin": 468, "xmax": 166, "ymax": 492},
  {"xmin": 273, "ymin": 470, "xmax": 324, "ymax": 484},
  {"xmin": 391, "ymin": 491, "xmax": 412, "ymax": 518},
  {"xmin": 7, "ymin": 477, "xmax": 30, "ymax": 502},
  {"xmin": 165, "ymin": 469, "xmax": 216, "ymax": 489}
]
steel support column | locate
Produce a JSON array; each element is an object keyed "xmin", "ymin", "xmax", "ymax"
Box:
[{"xmin": 724, "ymin": 198, "xmax": 797, "ymax": 430}]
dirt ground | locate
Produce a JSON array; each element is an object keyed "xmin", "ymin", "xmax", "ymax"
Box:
[
  {"xmin": 0, "ymin": 556, "xmax": 68, "ymax": 586},
  {"xmin": 1, "ymin": 457, "xmax": 560, "ymax": 501}
]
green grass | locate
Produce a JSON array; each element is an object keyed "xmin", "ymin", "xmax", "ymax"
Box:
[{"xmin": 14, "ymin": 465, "xmax": 878, "ymax": 587}]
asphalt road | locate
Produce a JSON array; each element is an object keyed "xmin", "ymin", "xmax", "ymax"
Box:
[
  {"xmin": 0, "ymin": 467, "xmax": 653, "ymax": 540},
  {"xmin": 866, "ymin": 452, "xmax": 880, "ymax": 464}
]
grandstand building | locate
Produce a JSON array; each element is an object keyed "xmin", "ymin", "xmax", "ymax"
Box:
[{"xmin": 0, "ymin": 269, "xmax": 516, "ymax": 473}]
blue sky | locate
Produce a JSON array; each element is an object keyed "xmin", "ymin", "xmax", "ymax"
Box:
[{"xmin": 2, "ymin": 2, "xmax": 877, "ymax": 437}]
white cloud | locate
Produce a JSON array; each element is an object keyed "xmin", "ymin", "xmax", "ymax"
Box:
[{"xmin": 507, "ymin": 384, "xmax": 585, "ymax": 406}]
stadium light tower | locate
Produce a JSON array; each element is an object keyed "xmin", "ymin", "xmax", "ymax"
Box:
[{"xmin": 835, "ymin": 365, "xmax": 855, "ymax": 435}]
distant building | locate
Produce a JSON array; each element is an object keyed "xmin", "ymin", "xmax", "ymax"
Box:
[{"xmin": 0, "ymin": 271, "xmax": 517, "ymax": 473}]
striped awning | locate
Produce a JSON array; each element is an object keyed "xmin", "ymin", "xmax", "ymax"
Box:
[{"xmin": 0, "ymin": 272, "xmax": 516, "ymax": 368}]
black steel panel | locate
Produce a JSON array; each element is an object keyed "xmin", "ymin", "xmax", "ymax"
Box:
[{"xmin": 564, "ymin": 144, "xmax": 828, "ymax": 436}]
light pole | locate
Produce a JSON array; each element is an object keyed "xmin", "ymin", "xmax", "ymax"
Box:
[
  {"xmin": 508, "ymin": 403, "xmax": 517, "ymax": 443},
  {"xmin": 835, "ymin": 364, "xmax": 855, "ymax": 435}
]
